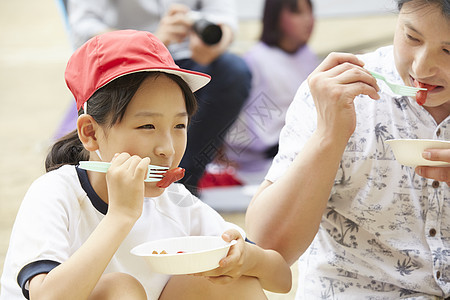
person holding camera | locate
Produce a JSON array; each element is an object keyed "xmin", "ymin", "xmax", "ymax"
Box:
[{"xmin": 66, "ymin": 0, "xmax": 252, "ymax": 195}]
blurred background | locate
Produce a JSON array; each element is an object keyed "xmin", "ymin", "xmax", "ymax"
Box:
[{"xmin": 0, "ymin": 0, "xmax": 397, "ymax": 298}]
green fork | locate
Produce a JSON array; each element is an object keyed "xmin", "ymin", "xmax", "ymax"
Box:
[
  {"xmin": 369, "ymin": 70, "xmax": 426, "ymax": 97},
  {"xmin": 78, "ymin": 161, "xmax": 168, "ymax": 182}
]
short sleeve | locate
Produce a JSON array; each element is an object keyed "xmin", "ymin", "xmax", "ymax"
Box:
[
  {"xmin": 1, "ymin": 170, "xmax": 80, "ymax": 298},
  {"xmin": 265, "ymin": 80, "xmax": 317, "ymax": 182}
]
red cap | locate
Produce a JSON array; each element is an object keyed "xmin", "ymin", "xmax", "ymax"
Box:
[{"xmin": 65, "ymin": 30, "xmax": 211, "ymax": 111}]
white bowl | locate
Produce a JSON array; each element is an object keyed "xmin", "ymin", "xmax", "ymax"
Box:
[
  {"xmin": 130, "ymin": 236, "xmax": 236, "ymax": 275},
  {"xmin": 386, "ymin": 139, "xmax": 450, "ymax": 167}
]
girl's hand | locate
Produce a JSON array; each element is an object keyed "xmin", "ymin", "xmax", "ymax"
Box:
[
  {"xmin": 192, "ymin": 229, "xmax": 248, "ymax": 284},
  {"xmin": 416, "ymin": 148, "xmax": 450, "ymax": 186},
  {"xmin": 307, "ymin": 52, "xmax": 380, "ymax": 141},
  {"xmin": 106, "ymin": 153, "xmax": 150, "ymax": 221}
]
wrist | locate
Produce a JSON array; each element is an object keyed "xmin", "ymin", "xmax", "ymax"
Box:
[
  {"xmin": 311, "ymin": 129, "xmax": 349, "ymax": 153},
  {"xmin": 241, "ymin": 243, "xmax": 262, "ymax": 277},
  {"xmin": 104, "ymin": 210, "xmax": 138, "ymax": 231}
]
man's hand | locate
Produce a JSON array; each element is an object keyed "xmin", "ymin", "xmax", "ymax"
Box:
[{"xmin": 416, "ymin": 148, "xmax": 450, "ymax": 186}]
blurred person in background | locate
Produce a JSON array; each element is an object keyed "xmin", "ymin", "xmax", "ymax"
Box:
[{"xmin": 200, "ymin": 0, "xmax": 318, "ymax": 189}]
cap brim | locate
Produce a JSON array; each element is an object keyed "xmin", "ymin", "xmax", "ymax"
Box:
[
  {"xmin": 141, "ymin": 68, "xmax": 211, "ymax": 92},
  {"xmin": 87, "ymin": 67, "xmax": 211, "ymax": 109}
]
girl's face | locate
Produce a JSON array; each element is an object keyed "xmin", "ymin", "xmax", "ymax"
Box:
[
  {"xmin": 279, "ymin": 0, "xmax": 314, "ymax": 50},
  {"xmin": 394, "ymin": 2, "xmax": 450, "ymax": 109},
  {"xmin": 97, "ymin": 75, "xmax": 188, "ymax": 196}
]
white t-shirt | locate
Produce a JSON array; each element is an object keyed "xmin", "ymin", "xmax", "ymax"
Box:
[
  {"xmin": 0, "ymin": 165, "xmax": 242, "ymax": 299},
  {"xmin": 267, "ymin": 45, "xmax": 450, "ymax": 299}
]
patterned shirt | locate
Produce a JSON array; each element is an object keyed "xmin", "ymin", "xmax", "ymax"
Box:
[{"xmin": 266, "ymin": 46, "xmax": 450, "ymax": 299}]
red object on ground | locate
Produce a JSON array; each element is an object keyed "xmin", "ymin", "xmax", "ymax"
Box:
[
  {"xmin": 156, "ymin": 167, "xmax": 185, "ymax": 188},
  {"xmin": 197, "ymin": 171, "xmax": 243, "ymax": 189}
]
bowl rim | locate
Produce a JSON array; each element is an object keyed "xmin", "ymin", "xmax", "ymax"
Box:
[
  {"xmin": 130, "ymin": 236, "xmax": 237, "ymax": 257},
  {"xmin": 386, "ymin": 139, "xmax": 450, "ymax": 144}
]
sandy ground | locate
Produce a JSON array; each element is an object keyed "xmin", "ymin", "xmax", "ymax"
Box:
[
  {"xmin": 0, "ymin": 0, "xmax": 396, "ymax": 298},
  {"xmin": 0, "ymin": 0, "xmax": 73, "ymax": 273}
]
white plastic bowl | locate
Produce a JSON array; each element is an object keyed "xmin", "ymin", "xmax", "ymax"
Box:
[
  {"xmin": 130, "ymin": 236, "xmax": 236, "ymax": 275},
  {"xmin": 386, "ymin": 139, "xmax": 450, "ymax": 167}
]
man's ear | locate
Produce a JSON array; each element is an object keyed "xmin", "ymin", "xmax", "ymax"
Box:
[{"xmin": 77, "ymin": 114, "xmax": 100, "ymax": 152}]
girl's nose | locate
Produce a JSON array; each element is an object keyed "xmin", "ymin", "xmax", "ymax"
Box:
[{"xmin": 154, "ymin": 134, "xmax": 175, "ymax": 157}]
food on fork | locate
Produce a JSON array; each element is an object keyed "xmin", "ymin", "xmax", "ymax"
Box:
[
  {"xmin": 413, "ymin": 80, "xmax": 437, "ymax": 106},
  {"xmin": 156, "ymin": 167, "xmax": 185, "ymax": 188}
]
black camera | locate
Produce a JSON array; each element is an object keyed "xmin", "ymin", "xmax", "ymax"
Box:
[{"xmin": 189, "ymin": 12, "xmax": 223, "ymax": 45}]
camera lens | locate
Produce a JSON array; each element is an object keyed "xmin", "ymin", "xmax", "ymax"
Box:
[{"xmin": 192, "ymin": 19, "xmax": 222, "ymax": 45}]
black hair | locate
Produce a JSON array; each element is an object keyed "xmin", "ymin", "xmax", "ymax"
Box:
[
  {"xmin": 45, "ymin": 72, "xmax": 197, "ymax": 172},
  {"xmin": 261, "ymin": 0, "xmax": 313, "ymax": 47},
  {"xmin": 396, "ymin": 0, "xmax": 450, "ymax": 18}
]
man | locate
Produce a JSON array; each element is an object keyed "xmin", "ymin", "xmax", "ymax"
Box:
[{"xmin": 246, "ymin": 0, "xmax": 450, "ymax": 298}]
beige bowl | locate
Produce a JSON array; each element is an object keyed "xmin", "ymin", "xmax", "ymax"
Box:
[
  {"xmin": 130, "ymin": 236, "xmax": 236, "ymax": 275},
  {"xmin": 386, "ymin": 139, "xmax": 450, "ymax": 167}
]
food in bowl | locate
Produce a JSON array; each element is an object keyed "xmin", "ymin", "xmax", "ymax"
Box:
[{"xmin": 131, "ymin": 236, "xmax": 236, "ymax": 275}]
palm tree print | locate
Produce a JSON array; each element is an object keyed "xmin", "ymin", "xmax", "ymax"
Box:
[
  {"xmin": 374, "ymin": 123, "xmax": 394, "ymax": 159},
  {"xmin": 395, "ymin": 256, "xmax": 421, "ymax": 276},
  {"xmin": 326, "ymin": 209, "xmax": 359, "ymax": 248}
]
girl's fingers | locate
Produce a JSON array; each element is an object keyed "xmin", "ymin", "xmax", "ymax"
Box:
[
  {"xmin": 135, "ymin": 157, "xmax": 150, "ymax": 180},
  {"xmin": 121, "ymin": 155, "xmax": 151, "ymax": 181},
  {"xmin": 221, "ymin": 229, "xmax": 241, "ymax": 243},
  {"xmin": 108, "ymin": 153, "xmax": 132, "ymax": 177},
  {"xmin": 111, "ymin": 152, "xmax": 130, "ymax": 165},
  {"xmin": 108, "ymin": 153, "xmax": 151, "ymax": 182}
]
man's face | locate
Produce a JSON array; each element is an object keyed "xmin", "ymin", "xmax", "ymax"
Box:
[{"xmin": 394, "ymin": 2, "xmax": 450, "ymax": 110}]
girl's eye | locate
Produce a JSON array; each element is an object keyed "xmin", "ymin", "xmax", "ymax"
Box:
[
  {"xmin": 443, "ymin": 48, "xmax": 450, "ymax": 55},
  {"xmin": 175, "ymin": 124, "xmax": 186, "ymax": 129},
  {"xmin": 139, "ymin": 124, "xmax": 155, "ymax": 129}
]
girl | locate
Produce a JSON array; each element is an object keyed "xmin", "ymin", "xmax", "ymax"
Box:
[{"xmin": 0, "ymin": 30, "xmax": 291, "ymax": 299}]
